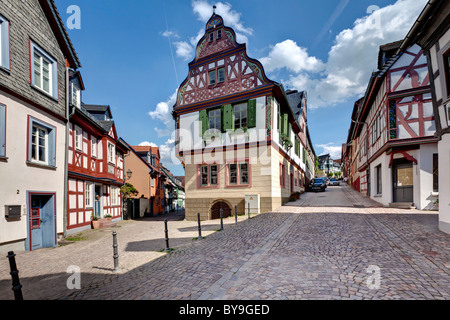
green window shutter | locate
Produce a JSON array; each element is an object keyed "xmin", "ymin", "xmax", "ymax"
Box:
[
  {"xmin": 247, "ymin": 99, "xmax": 257, "ymax": 128},
  {"xmin": 222, "ymin": 104, "xmax": 234, "ymax": 131},
  {"xmin": 278, "ymin": 105, "xmax": 281, "ymax": 132},
  {"xmin": 282, "ymin": 114, "xmax": 288, "ymax": 137},
  {"xmin": 199, "ymin": 109, "xmax": 208, "ymax": 137},
  {"xmin": 288, "ymin": 122, "xmax": 292, "ymax": 140},
  {"xmin": 303, "ymin": 148, "xmax": 306, "ymax": 164}
]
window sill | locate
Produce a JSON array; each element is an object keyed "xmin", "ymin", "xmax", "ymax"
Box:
[
  {"xmin": 373, "ymin": 194, "xmax": 382, "ymax": 198},
  {"xmin": 0, "ymin": 156, "xmax": 8, "ymax": 162},
  {"xmin": 26, "ymin": 161, "xmax": 56, "ymax": 170},
  {"xmin": 0, "ymin": 65, "xmax": 11, "ymax": 75},
  {"xmin": 431, "ymin": 192, "xmax": 439, "ymax": 196},
  {"xmin": 30, "ymin": 84, "xmax": 58, "ymax": 102}
]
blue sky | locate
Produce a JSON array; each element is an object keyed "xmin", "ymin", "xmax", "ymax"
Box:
[{"xmin": 55, "ymin": 0, "xmax": 428, "ymax": 176}]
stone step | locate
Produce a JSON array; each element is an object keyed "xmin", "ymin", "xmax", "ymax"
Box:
[{"xmin": 389, "ymin": 202, "xmax": 416, "ymax": 209}]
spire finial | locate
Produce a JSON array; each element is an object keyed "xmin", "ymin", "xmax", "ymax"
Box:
[{"xmin": 213, "ymin": 5, "xmax": 216, "ymax": 14}]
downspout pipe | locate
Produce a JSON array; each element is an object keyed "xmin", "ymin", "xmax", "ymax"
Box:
[{"xmin": 63, "ymin": 67, "xmax": 76, "ymax": 238}]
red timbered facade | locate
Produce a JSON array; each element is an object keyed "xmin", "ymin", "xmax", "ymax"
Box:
[
  {"xmin": 66, "ymin": 99, "xmax": 128, "ymax": 232},
  {"xmin": 350, "ymin": 41, "xmax": 438, "ymax": 209},
  {"xmin": 174, "ymin": 10, "xmax": 316, "ymax": 221}
]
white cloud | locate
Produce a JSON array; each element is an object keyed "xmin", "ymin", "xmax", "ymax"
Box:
[
  {"xmin": 148, "ymin": 90, "xmax": 177, "ymax": 137},
  {"xmin": 316, "ymin": 143, "xmax": 342, "ymax": 159},
  {"xmin": 138, "ymin": 141, "xmax": 158, "ymax": 147},
  {"xmin": 261, "ymin": 0, "xmax": 428, "ymax": 109},
  {"xmin": 260, "ymin": 40, "xmax": 325, "ymax": 73},
  {"xmin": 173, "ymin": 41, "xmax": 194, "ymax": 61},
  {"xmin": 161, "ymin": 30, "xmax": 180, "ymax": 38}
]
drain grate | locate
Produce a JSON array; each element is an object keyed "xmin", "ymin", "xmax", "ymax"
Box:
[{"xmin": 353, "ymin": 204, "xmax": 365, "ymax": 208}]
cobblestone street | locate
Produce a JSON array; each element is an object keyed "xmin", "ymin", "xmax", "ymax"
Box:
[{"xmin": 1, "ymin": 185, "xmax": 449, "ymax": 300}]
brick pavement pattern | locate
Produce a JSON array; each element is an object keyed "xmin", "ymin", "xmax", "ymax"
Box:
[{"xmin": 1, "ymin": 185, "xmax": 449, "ymax": 300}]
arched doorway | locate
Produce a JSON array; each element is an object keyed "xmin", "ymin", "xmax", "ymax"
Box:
[{"xmin": 211, "ymin": 201, "xmax": 231, "ymax": 220}]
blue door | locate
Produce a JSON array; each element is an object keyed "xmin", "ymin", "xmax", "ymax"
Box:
[{"xmin": 29, "ymin": 194, "xmax": 55, "ymax": 250}]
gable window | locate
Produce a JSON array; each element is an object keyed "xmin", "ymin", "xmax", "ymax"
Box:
[
  {"xmin": 30, "ymin": 41, "xmax": 58, "ymax": 99},
  {"xmin": 0, "ymin": 104, "xmax": 5, "ymax": 157},
  {"xmin": 27, "ymin": 116, "xmax": 56, "ymax": 167},
  {"xmin": 217, "ymin": 29, "xmax": 222, "ymax": 40},
  {"xmin": 91, "ymin": 136, "xmax": 97, "ymax": 157},
  {"xmin": 209, "ymin": 70, "xmax": 216, "ymax": 85},
  {"xmin": 227, "ymin": 161, "xmax": 250, "ymax": 186},
  {"xmin": 75, "ymin": 126, "xmax": 82, "ymax": 151},
  {"xmin": 0, "ymin": 14, "xmax": 10, "ymax": 70},
  {"xmin": 107, "ymin": 142, "xmax": 115, "ymax": 164},
  {"xmin": 209, "ymin": 32, "xmax": 214, "ymax": 42},
  {"xmin": 218, "ymin": 67, "xmax": 225, "ymax": 83},
  {"xmin": 234, "ymin": 104, "xmax": 247, "ymax": 129}
]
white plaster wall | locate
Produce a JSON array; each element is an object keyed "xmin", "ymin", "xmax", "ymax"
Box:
[
  {"xmin": 0, "ymin": 92, "xmax": 66, "ymax": 251},
  {"xmin": 439, "ymin": 134, "xmax": 450, "ymax": 233},
  {"xmin": 417, "ymin": 143, "xmax": 438, "ymax": 210},
  {"xmin": 369, "ymin": 153, "xmax": 391, "ymax": 207}
]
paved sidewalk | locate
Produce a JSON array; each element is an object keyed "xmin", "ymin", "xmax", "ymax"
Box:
[
  {"xmin": 1, "ymin": 185, "xmax": 449, "ymax": 300},
  {"xmin": 0, "ymin": 210, "xmax": 250, "ymax": 300}
]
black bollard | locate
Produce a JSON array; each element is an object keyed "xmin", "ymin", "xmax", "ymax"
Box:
[
  {"xmin": 248, "ymin": 202, "xmax": 251, "ymax": 219},
  {"xmin": 235, "ymin": 205, "xmax": 238, "ymax": 225},
  {"xmin": 220, "ymin": 208, "xmax": 224, "ymax": 231},
  {"xmin": 197, "ymin": 212, "xmax": 203, "ymax": 239},
  {"xmin": 164, "ymin": 219, "xmax": 170, "ymax": 252},
  {"xmin": 7, "ymin": 251, "xmax": 23, "ymax": 300},
  {"xmin": 112, "ymin": 231, "xmax": 119, "ymax": 272}
]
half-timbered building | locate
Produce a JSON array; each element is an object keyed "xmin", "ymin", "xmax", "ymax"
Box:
[
  {"xmin": 350, "ymin": 40, "xmax": 438, "ymax": 210},
  {"xmin": 0, "ymin": 0, "xmax": 81, "ymax": 253},
  {"xmin": 66, "ymin": 92, "xmax": 128, "ymax": 233},
  {"xmin": 173, "ymin": 11, "xmax": 316, "ymax": 220},
  {"xmin": 399, "ymin": 0, "xmax": 450, "ymax": 232}
]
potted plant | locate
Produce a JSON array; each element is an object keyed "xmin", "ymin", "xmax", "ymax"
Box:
[
  {"xmin": 91, "ymin": 214, "xmax": 100, "ymax": 229},
  {"xmin": 104, "ymin": 214, "xmax": 113, "ymax": 221}
]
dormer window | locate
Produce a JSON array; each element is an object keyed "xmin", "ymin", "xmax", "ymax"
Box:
[{"xmin": 70, "ymin": 83, "xmax": 81, "ymax": 108}]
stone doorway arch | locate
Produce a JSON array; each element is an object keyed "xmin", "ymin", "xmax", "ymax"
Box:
[{"xmin": 210, "ymin": 200, "xmax": 232, "ymax": 220}]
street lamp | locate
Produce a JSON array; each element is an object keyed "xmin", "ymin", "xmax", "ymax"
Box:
[{"xmin": 126, "ymin": 169, "xmax": 133, "ymax": 180}]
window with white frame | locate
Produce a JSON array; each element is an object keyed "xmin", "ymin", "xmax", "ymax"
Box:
[
  {"xmin": 0, "ymin": 104, "xmax": 5, "ymax": 157},
  {"xmin": 111, "ymin": 186, "xmax": 119, "ymax": 206},
  {"xmin": 91, "ymin": 136, "xmax": 97, "ymax": 157},
  {"xmin": 85, "ymin": 182, "xmax": 93, "ymax": 207},
  {"xmin": 107, "ymin": 142, "xmax": 115, "ymax": 164},
  {"xmin": 30, "ymin": 41, "xmax": 58, "ymax": 99},
  {"xmin": 74, "ymin": 126, "xmax": 82, "ymax": 151},
  {"xmin": 28, "ymin": 117, "xmax": 56, "ymax": 166},
  {"xmin": 0, "ymin": 14, "xmax": 10, "ymax": 70}
]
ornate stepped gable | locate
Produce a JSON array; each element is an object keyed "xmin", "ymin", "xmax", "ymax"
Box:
[{"xmin": 175, "ymin": 13, "xmax": 272, "ymax": 108}]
